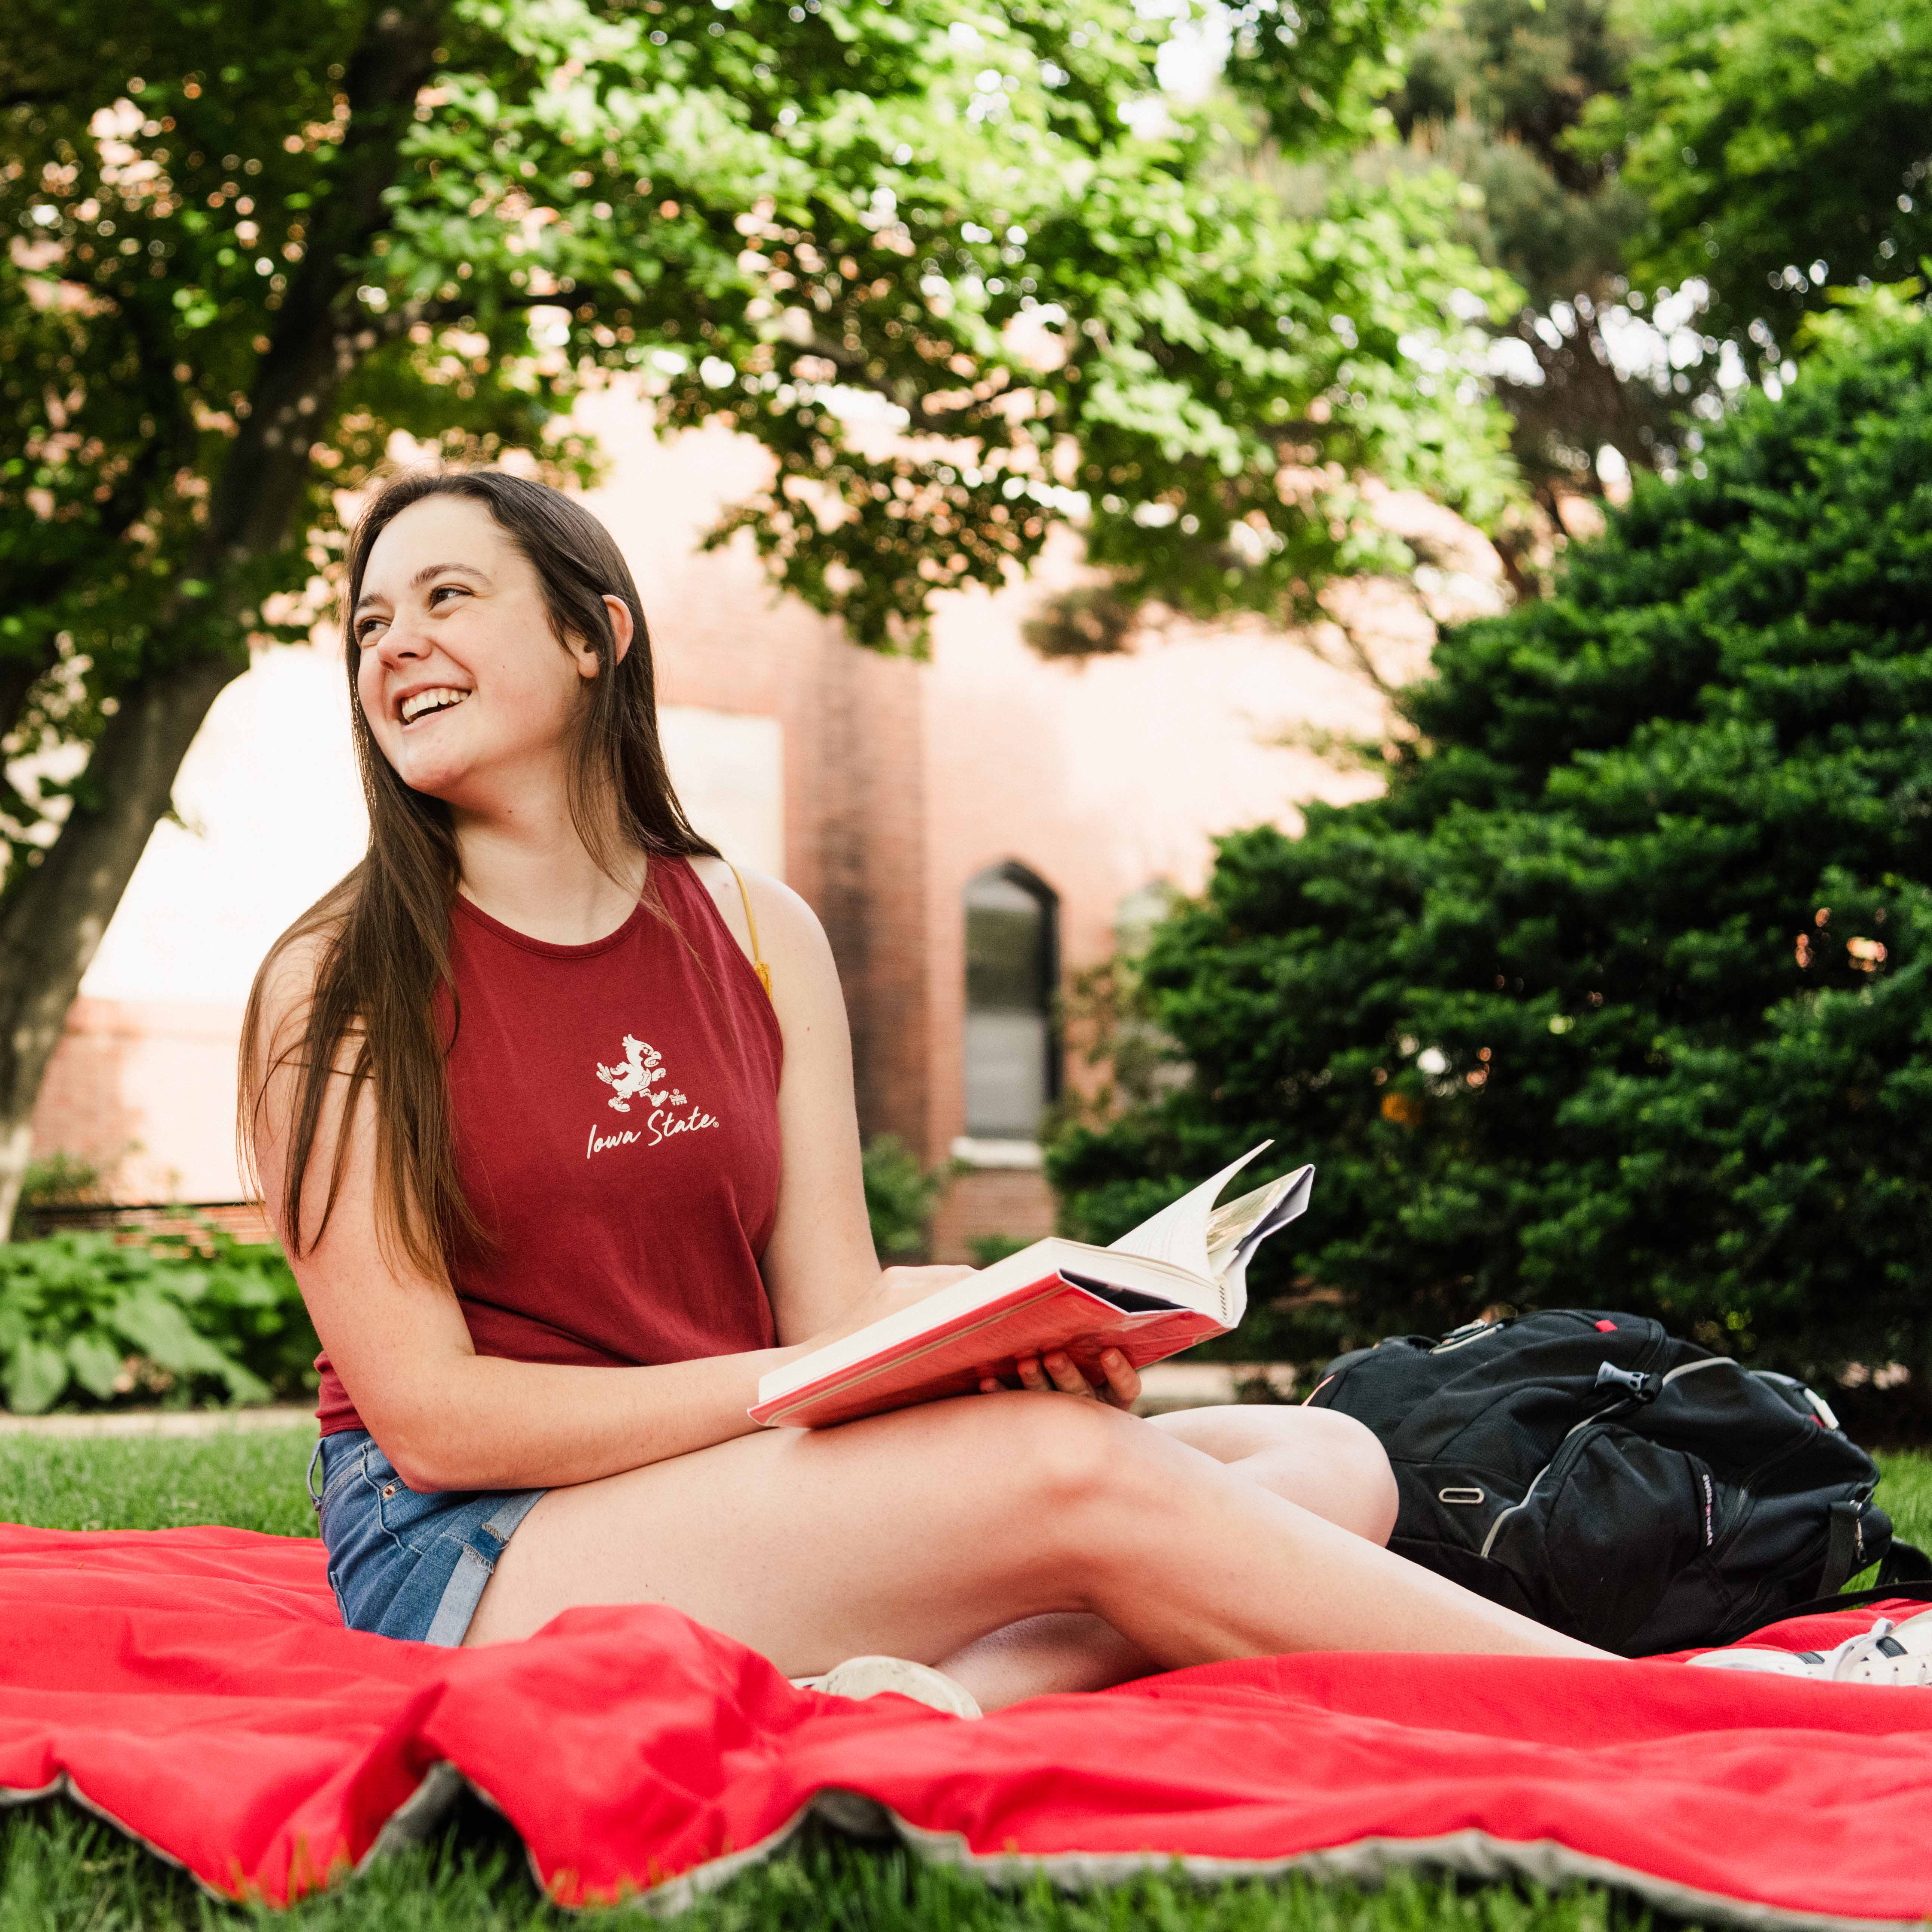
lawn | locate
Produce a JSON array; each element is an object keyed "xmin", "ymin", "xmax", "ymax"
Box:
[{"xmin": 2, "ymin": 1427, "xmax": 1928, "ymax": 1931}]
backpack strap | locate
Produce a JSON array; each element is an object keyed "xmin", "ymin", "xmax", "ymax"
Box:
[
  {"xmin": 725, "ymin": 860, "xmax": 772, "ymax": 1000},
  {"xmin": 1817, "ymin": 1499, "xmax": 1868, "ymax": 1601},
  {"xmin": 1888, "ymin": 1537, "xmax": 1932, "ymax": 1583},
  {"xmin": 1737, "ymin": 1540, "xmax": 1932, "ymax": 1637}
]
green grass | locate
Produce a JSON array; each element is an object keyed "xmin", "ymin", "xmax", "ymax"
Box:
[
  {"xmin": 0, "ymin": 1805, "xmax": 1664, "ymax": 1932},
  {"xmin": 0, "ymin": 1429, "xmax": 318, "ymax": 1537},
  {"xmin": 2, "ymin": 1428, "xmax": 1929, "ymax": 1930},
  {"xmin": 1862, "ymin": 1450, "xmax": 1932, "ymax": 1580}
]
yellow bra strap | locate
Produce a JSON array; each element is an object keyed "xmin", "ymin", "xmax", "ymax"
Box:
[{"xmin": 725, "ymin": 860, "xmax": 773, "ymax": 999}]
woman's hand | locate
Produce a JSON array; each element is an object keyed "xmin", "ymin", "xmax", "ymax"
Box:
[
  {"xmin": 805, "ymin": 1265, "xmax": 976, "ymax": 1351},
  {"xmin": 980, "ymin": 1347, "xmax": 1142, "ymax": 1410}
]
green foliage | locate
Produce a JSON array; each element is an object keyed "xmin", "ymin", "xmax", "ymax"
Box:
[
  {"xmin": 0, "ymin": 1223, "xmax": 316, "ymax": 1413},
  {"xmin": 1584, "ymin": 0, "xmax": 1932, "ymax": 351},
  {"xmin": 0, "ymin": 0, "xmax": 1518, "ymax": 873},
  {"xmin": 862, "ymin": 1134, "xmax": 955, "ymax": 1261},
  {"xmin": 1370, "ymin": 0, "xmax": 1684, "ymax": 506},
  {"xmin": 1021, "ymin": 583, "xmax": 1138, "ymax": 661},
  {"xmin": 1388, "ymin": 0, "xmax": 1639, "ymax": 314},
  {"xmin": 16, "ymin": 1147, "xmax": 105, "ymax": 1207},
  {"xmin": 967, "ymin": 1233, "xmax": 1030, "ymax": 1267},
  {"xmin": 1049, "ymin": 313, "xmax": 1932, "ymax": 1382}
]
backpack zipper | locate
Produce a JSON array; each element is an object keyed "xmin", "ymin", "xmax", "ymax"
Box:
[
  {"xmin": 1474, "ymin": 1348, "xmax": 1668, "ymax": 1561},
  {"xmin": 1476, "ymin": 1350, "xmax": 1840, "ymax": 1595},
  {"xmin": 1478, "ymin": 1412, "xmax": 1602, "ymax": 1559}
]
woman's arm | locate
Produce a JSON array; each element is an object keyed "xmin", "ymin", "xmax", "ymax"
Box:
[
  {"xmin": 688, "ymin": 859, "xmax": 934, "ymax": 1345},
  {"xmin": 701, "ymin": 862, "xmax": 1137, "ymax": 1409}
]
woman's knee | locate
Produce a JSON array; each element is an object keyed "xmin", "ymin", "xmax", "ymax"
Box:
[
  {"xmin": 1318, "ymin": 1409, "xmax": 1398, "ymax": 1544},
  {"xmin": 1175, "ymin": 1403, "xmax": 1398, "ymax": 1544},
  {"xmin": 999, "ymin": 1395, "xmax": 1150, "ymax": 1524}
]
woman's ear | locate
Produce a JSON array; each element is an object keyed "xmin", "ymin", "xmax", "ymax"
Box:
[
  {"xmin": 603, "ymin": 594, "xmax": 634, "ymax": 669},
  {"xmin": 572, "ymin": 596, "xmax": 634, "ymax": 680}
]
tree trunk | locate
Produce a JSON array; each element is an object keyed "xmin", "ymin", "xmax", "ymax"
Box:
[
  {"xmin": 0, "ymin": 1, "xmax": 446, "ymax": 1238},
  {"xmin": 0, "ymin": 654, "xmax": 44, "ymax": 755},
  {"xmin": 0, "ymin": 652, "xmax": 247, "ymax": 1235}
]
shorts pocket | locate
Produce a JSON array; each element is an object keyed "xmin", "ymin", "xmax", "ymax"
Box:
[{"xmin": 363, "ymin": 1444, "xmax": 439, "ymax": 1554}]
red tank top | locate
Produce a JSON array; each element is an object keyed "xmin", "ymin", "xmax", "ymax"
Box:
[{"xmin": 315, "ymin": 857, "xmax": 783, "ymax": 1436}]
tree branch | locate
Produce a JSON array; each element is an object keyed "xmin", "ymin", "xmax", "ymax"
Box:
[{"xmin": 194, "ymin": 0, "xmax": 449, "ymax": 580}]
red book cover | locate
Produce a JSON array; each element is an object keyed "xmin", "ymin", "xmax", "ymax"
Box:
[{"xmin": 749, "ymin": 1272, "xmax": 1223, "ymax": 1428}]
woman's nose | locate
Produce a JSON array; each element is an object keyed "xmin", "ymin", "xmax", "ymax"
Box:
[{"xmin": 375, "ymin": 618, "xmax": 430, "ymax": 666}]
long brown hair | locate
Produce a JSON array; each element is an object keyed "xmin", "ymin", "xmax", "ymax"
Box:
[{"xmin": 239, "ymin": 469, "xmax": 720, "ymax": 1278}]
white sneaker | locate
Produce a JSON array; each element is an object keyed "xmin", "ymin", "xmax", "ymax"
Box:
[
  {"xmin": 795, "ymin": 1655, "xmax": 983, "ymax": 1718},
  {"xmin": 1689, "ymin": 1610, "xmax": 1932, "ymax": 1687}
]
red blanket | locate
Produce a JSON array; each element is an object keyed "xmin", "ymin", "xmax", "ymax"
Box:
[{"xmin": 3, "ymin": 1523, "xmax": 1929, "ymax": 1927}]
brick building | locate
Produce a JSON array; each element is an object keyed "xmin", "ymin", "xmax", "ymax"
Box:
[{"xmin": 26, "ymin": 396, "xmax": 1503, "ymax": 1257}]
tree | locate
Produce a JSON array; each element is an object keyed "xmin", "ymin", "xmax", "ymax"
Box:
[
  {"xmin": 1048, "ymin": 311, "xmax": 1932, "ymax": 1390},
  {"xmin": 1374, "ymin": 0, "xmax": 1682, "ymax": 517},
  {"xmin": 1582, "ymin": 0, "xmax": 1932, "ymax": 361},
  {"xmin": 0, "ymin": 0, "xmax": 1523, "ymax": 1234}
]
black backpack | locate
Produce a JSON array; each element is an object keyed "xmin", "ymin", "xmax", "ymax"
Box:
[{"xmin": 1304, "ymin": 1308, "xmax": 1931, "ymax": 1655}]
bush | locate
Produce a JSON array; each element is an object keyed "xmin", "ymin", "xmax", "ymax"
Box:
[
  {"xmin": 862, "ymin": 1135, "xmax": 957, "ymax": 1260},
  {"xmin": 1049, "ymin": 312, "xmax": 1932, "ymax": 1389},
  {"xmin": 18, "ymin": 1149, "xmax": 110, "ymax": 1209},
  {"xmin": 0, "ymin": 1224, "xmax": 318, "ymax": 1415}
]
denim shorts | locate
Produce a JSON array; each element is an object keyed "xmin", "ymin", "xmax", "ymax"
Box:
[{"xmin": 308, "ymin": 1430, "xmax": 545, "ymax": 1646}]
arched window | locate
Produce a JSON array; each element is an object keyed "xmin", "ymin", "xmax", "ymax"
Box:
[{"xmin": 963, "ymin": 864, "xmax": 1060, "ymax": 1139}]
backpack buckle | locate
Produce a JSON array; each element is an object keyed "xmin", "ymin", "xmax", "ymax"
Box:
[{"xmin": 1595, "ymin": 1361, "xmax": 1658, "ymax": 1402}]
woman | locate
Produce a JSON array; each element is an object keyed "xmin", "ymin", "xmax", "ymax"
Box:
[{"xmin": 244, "ymin": 469, "xmax": 1921, "ymax": 1710}]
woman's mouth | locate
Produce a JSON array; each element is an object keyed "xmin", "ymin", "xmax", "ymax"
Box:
[{"xmin": 398, "ymin": 687, "xmax": 472, "ymax": 727}]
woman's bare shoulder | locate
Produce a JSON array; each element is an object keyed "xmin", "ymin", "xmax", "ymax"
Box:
[
  {"xmin": 247, "ymin": 920, "xmax": 349, "ymax": 1068},
  {"xmin": 684, "ymin": 855, "xmax": 829, "ymax": 972},
  {"xmin": 256, "ymin": 925, "xmax": 332, "ymax": 1008}
]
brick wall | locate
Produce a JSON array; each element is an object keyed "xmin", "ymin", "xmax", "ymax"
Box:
[
  {"xmin": 28, "ymin": 1000, "xmax": 242, "ymax": 1204},
  {"xmin": 928, "ymin": 1167, "xmax": 1057, "ymax": 1265},
  {"xmin": 576, "ymin": 414, "xmax": 935, "ymax": 1151},
  {"xmin": 30, "ymin": 410, "xmax": 1496, "ymax": 1242},
  {"xmin": 26, "ymin": 1000, "xmax": 144, "ymax": 1191}
]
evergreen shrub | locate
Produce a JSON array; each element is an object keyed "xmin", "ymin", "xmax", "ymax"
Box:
[
  {"xmin": 862, "ymin": 1136, "xmax": 958, "ymax": 1261},
  {"xmin": 1048, "ymin": 315, "xmax": 1932, "ymax": 1409}
]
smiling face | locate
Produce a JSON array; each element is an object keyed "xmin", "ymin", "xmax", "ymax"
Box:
[{"xmin": 351, "ymin": 494, "xmax": 603, "ymax": 810}]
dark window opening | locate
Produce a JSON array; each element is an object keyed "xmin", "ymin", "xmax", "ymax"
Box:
[{"xmin": 963, "ymin": 864, "xmax": 1060, "ymax": 1138}]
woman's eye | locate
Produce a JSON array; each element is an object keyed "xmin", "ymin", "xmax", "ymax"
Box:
[
  {"xmin": 355, "ymin": 617, "xmax": 386, "ymax": 644},
  {"xmin": 428, "ymin": 583, "xmax": 468, "ymax": 608}
]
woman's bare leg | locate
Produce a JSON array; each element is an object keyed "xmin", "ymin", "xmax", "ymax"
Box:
[
  {"xmin": 933, "ymin": 1404, "xmax": 1399, "ymax": 1706},
  {"xmin": 465, "ymin": 1392, "xmax": 1602, "ymax": 1704}
]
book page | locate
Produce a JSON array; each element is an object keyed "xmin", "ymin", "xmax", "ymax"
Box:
[
  {"xmin": 1105, "ymin": 1142, "xmax": 1274, "ymax": 1277},
  {"xmin": 1205, "ymin": 1165, "xmax": 1316, "ymax": 1275},
  {"xmin": 1205, "ymin": 1165, "xmax": 1315, "ymax": 1306}
]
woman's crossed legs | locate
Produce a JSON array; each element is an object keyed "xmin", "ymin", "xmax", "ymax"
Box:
[
  {"xmin": 464, "ymin": 1394, "xmax": 1608, "ymax": 1703},
  {"xmin": 931, "ymin": 1402, "xmax": 1401, "ymax": 1705}
]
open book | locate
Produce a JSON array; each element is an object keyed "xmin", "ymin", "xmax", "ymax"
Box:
[{"xmin": 749, "ymin": 1145, "xmax": 1313, "ymax": 1429}]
